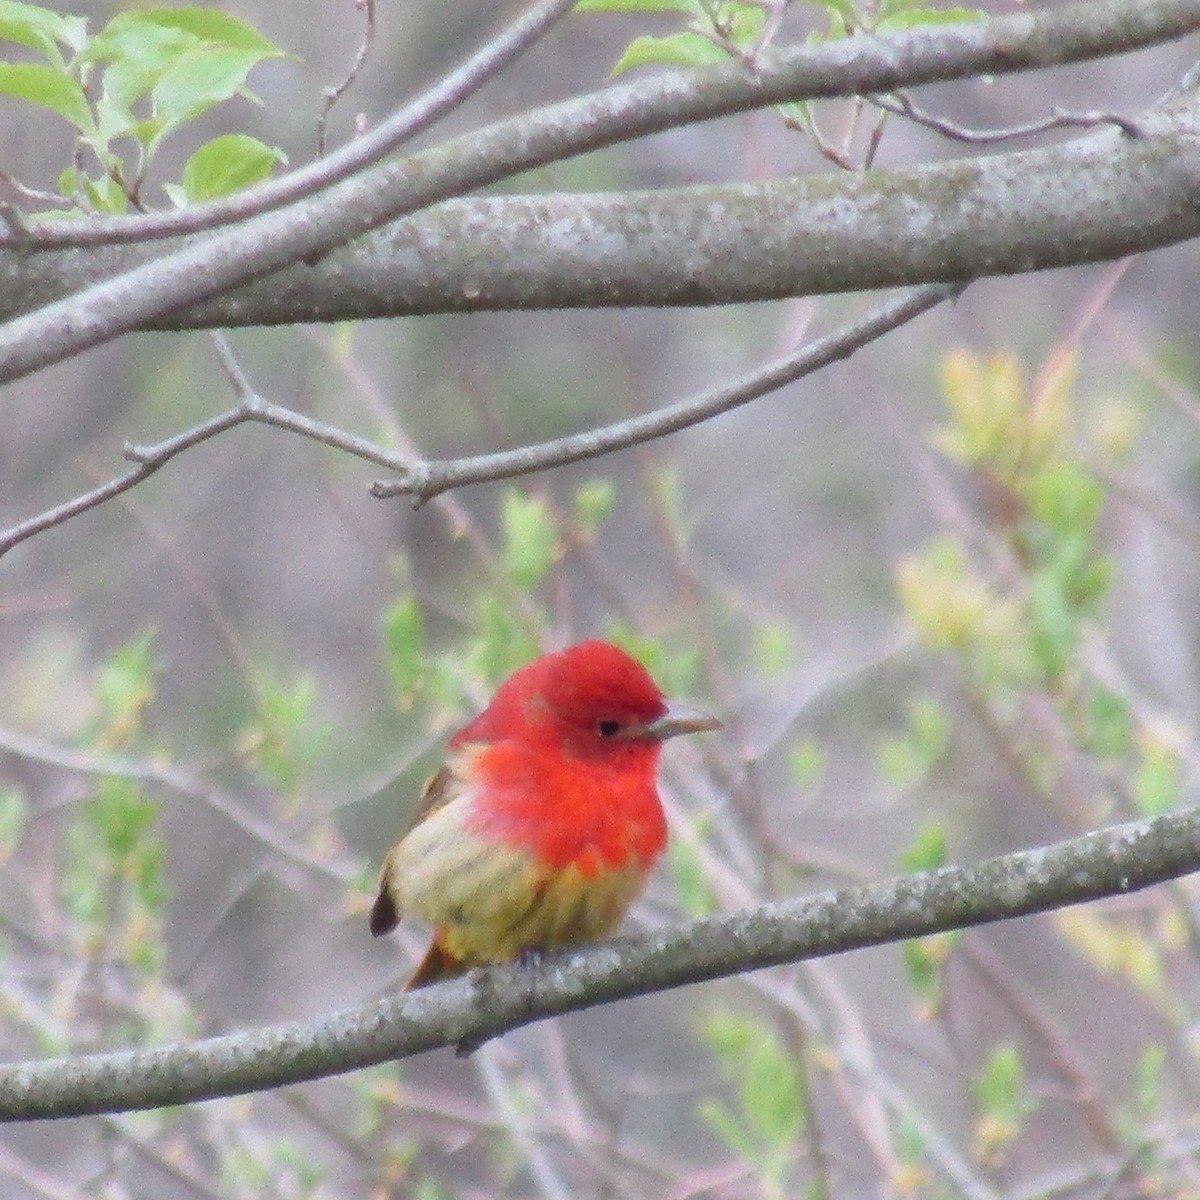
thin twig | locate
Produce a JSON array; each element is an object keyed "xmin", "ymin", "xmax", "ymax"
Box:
[
  {"xmin": 0, "ymin": 458, "xmax": 171, "ymax": 559},
  {"xmin": 476, "ymin": 1050, "xmax": 573, "ymax": 1200},
  {"xmin": 0, "ymin": 387, "xmax": 415, "ymax": 561},
  {"xmin": 371, "ymin": 283, "xmax": 964, "ymax": 504},
  {"xmin": 876, "ymin": 90, "xmax": 1146, "ymax": 144},
  {"xmin": 316, "ymin": 0, "xmax": 377, "ymax": 157},
  {"xmin": 0, "ymin": 286, "xmax": 954, "ymax": 558},
  {"xmin": 0, "ymin": 723, "xmax": 353, "ymax": 883}
]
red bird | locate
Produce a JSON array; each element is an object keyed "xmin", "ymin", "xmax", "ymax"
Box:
[{"xmin": 370, "ymin": 640, "xmax": 720, "ymax": 988}]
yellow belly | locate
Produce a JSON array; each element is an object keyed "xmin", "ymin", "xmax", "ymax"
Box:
[{"xmin": 382, "ymin": 792, "xmax": 651, "ymax": 967}]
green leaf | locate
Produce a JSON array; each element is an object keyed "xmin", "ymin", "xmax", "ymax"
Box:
[
  {"xmin": 176, "ymin": 133, "xmax": 285, "ymax": 201},
  {"xmin": 96, "ymin": 629, "xmax": 157, "ymax": 736},
  {"xmin": 468, "ymin": 595, "xmax": 539, "ymax": 686},
  {"xmin": 667, "ymin": 824, "xmax": 716, "ymax": 917},
  {"xmin": 753, "ymin": 621, "xmax": 795, "ymax": 676},
  {"xmin": 703, "ymin": 1011, "xmax": 758, "ymax": 1061},
  {"xmin": 612, "ymin": 31, "xmax": 729, "ymax": 74},
  {"xmin": 382, "ymin": 596, "xmax": 426, "ymax": 709},
  {"xmin": 877, "ymin": 736, "xmax": 924, "ymax": 789},
  {"xmin": 152, "ymin": 45, "xmax": 269, "ymax": 128},
  {"xmin": 700, "ymin": 1099, "xmax": 758, "ymax": 1162},
  {"xmin": 901, "ymin": 933, "xmax": 957, "ymax": 1014},
  {"xmin": 703, "ymin": 1014, "xmax": 806, "ymax": 1157},
  {"xmin": 0, "ymin": 61, "xmax": 91, "ymax": 130},
  {"xmin": 1133, "ymin": 1044, "xmax": 1164, "ymax": 1118},
  {"xmin": 62, "ymin": 819, "xmax": 107, "ymax": 926},
  {"xmin": 877, "ymin": 6, "xmax": 983, "ymax": 31},
  {"xmin": 741, "ymin": 1033, "xmax": 805, "ymax": 1151},
  {"xmin": 900, "ymin": 822, "xmax": 946, "ymax": 872},
  {"xmin": 501, "ymin": 490, "xmax": 557, "ymax": 590},
  {"xmin": 1027, "ymin": 564, "xmax": 1077, "ymax": 680},
  {"xmin": 251, "ymin": 674, "xmax": 319, "ymax": 795},
  {"xmin": 80, "ymin": 17, "xmax": 194, "ymax": 80},
  {"xmin": 87, "ymin": 775, "xmax": 159, "ymax": 860},
  {"xmin": 0, "ymin": 786, "xmax": 27, "ymax": 860},
  {"xmin": 788, "ymin": 738, "xmax": 823, "ymax": 789},
  {"xmin": 1085, "ymin": 686, "xmax": 1131, "ymax": 759},
  {"xmin": 80, "ymin": 171, "xmax": 128, "ymax": 214},
  {"xmin": 573, "ymin": 478, "xmax": 616, "ymax": 535},
  {"xmin": 132, "ymin": 836, "xmax": 169, "ymax": 911},
  {"xmin": 1029, "ymin": 462, "xmax": 1103, "ymax": 539},
  {"xmin": 973, "ymin": 1044, "xmax": 1033, "ymax": 1125},
  {"xmin": 129, "ymin": 6, "xmax": 283, "ymax": 54},
  {"xmin": 718, "ymin": 3, "xmax": 765, "ymax": 43},
  {"xmin": 1132, "ymin": 742, "xmax": 1180, "ymax": 817},
  {"xmin": 0, "ymin": 0, "xmax": 87, "ymax": 65}
]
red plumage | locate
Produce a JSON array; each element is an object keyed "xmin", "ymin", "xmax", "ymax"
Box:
[{"xmin": 370, "ymin": 640, "xmax": 719, "ymax": 988}]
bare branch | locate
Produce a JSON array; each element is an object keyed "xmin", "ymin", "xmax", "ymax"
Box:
[
  {"xmin": 0, "ymin": 288, "xmax": 951, "ymax": 552},
  {"xmin": 371, "ymin": 284, "xmax": 963, "ymax": 503},
  {"xmin": 8, "ymin": 91, "xmax": 1197, "ymax": 330},
  {"xmin": 0, "ymin": 330, "xmax": 417, "ymax": 558},
  {"xmin": 0, "ymin": 723, "xmax": 354, "ymax": 883},
  {"xmin": 875, "ymin": 89, "xmax": 1147, "ymax": 144},
  {"xmin": 1, "ymin": 805, "xmax": 1199, "ymax": 1120},
  {"xmin": 0, "ymin": 0, "xmax": 1195, "ymax": 386},
  {"xmin": 316, "ymin": 0, "xmax": 377, "ymax": 158},
  {"xmin": 0, "ymin": 459, "xmax": 170, "ymax": 560}
]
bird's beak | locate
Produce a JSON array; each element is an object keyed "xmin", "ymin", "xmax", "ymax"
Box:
[{"xmin": 641, "ymin": 701, "xmax": 722, "ymax": 741}]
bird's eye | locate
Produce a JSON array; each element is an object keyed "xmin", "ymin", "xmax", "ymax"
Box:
[{"xmin": 596, "ymin": 719, "xmax": 622, "ymax": 737}]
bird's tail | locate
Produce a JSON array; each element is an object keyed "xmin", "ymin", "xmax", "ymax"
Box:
[{"xmin": 405, "ymin": 938, "xmax": 468, "ymax": 990}]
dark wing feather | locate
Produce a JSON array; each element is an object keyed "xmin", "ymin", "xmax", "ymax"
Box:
[{"xmin": 369, "ymin": 762, "xmax": 460, "ymax": 937}]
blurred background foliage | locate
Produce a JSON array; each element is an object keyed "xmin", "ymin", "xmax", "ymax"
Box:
[{"xmin": 2, "ymin": 0, "xmax": 1200, "ymax": 1196}]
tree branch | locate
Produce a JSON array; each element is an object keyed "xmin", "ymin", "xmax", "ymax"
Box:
[
  {"xmin": 371, "ymin": 283, "xmax": 963, "ymax": 503},
  {"xmin": 0, "ymin": 0, "xmax": 1195, "ymax": 384},
  {"xmin": 2, "ymin": 805, "xmax": 1199, "ymax": 1121},
  {"xmin": 5, "ymin": 88, "xmax": 1197, "ymax": 329},
  {"xmin": 0, "ymin": 283, "xmax": 953, "ymax": 554}
]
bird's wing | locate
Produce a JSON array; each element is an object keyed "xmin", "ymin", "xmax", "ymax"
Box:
[{"xmin": 369, "ymin": 749, "xmax": 482, "ymax": 937}]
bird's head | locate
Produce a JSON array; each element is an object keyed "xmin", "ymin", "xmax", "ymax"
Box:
[{"xmin": 453, "ymin": 640, "xmax": 720, "ymax": 760}]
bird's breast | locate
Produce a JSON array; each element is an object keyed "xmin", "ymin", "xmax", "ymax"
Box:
[{"xmin": 462, "ymin": 741, "xmax": 668, "ymax": 876}]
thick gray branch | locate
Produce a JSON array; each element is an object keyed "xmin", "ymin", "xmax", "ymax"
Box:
[
  {"xmin": 3, "ymin": 97, "xmax": 1198, "ymax": 327},
  {"xmin": 0, "ymin": 0, "xmax": 1196, "ymax": 382},
  {"xmin": 2, "ymin": 806, "xmax": 1199, "ymax": 1121}
]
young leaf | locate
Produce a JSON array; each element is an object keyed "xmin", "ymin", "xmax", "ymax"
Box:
[
  {"xmin": 382, "ymin": 596, "xmax": 426, "ymax": 709},
  {"xmin": 788, "ymin": 739, "xmax": 823, "ymax": 789},
  {"xmin": 572, "ymin": 479, "xmax": 616, "ymax": 535},
  {"xmin": 0, "ymin": 786, "xmax": 26, "ymax": 860},
  {"xmin": 0, "ymin": 61, "xmax": 91, "ymax": 130},
  {"xmin": 667, "ymin": 824, "xmax": 716, "ymax": 917},
  {"xmin": 740, "ymin": 1034, "xmax": 805, "ymax": 1150},
  {"xmin": 900, "ymin": 822, "xmax": 947, "ymax": 872},
  {"xmin": 501, "ymin": 490, "xmax": 557, "ymax": 589},
  {"xmin": 612, "ymin": 31, "xmax": 729, "ymax": 74},
  {"xmin": 1132, "ymin": 740, "xmax": 1181, "ymax": 817},
  {"xmin": 95, "ymin": 629, "xmax": 157, "ymax": 742},
  {"xmin": 176, "ymin": 133, "xmax": 285, "ymax": 202},
  {"xmin": 151, "ymin": 46, "xmax": 270, "ymax": 129},
  {"xmin": 132, "ymin": 6, "xmax": 283, "ymax": 54},
  {"xmin": 0, "ymin": 0, "xmax": 88, "ymax": 66},
  {"xmin": 877, "ymin": 6, "xmax": 983, "ymax": 31}
]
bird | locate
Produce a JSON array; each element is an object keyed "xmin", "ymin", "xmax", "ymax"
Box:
[{"xmin": 370, "ymin": 639, "xmax": 720, "ymax": 989}]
